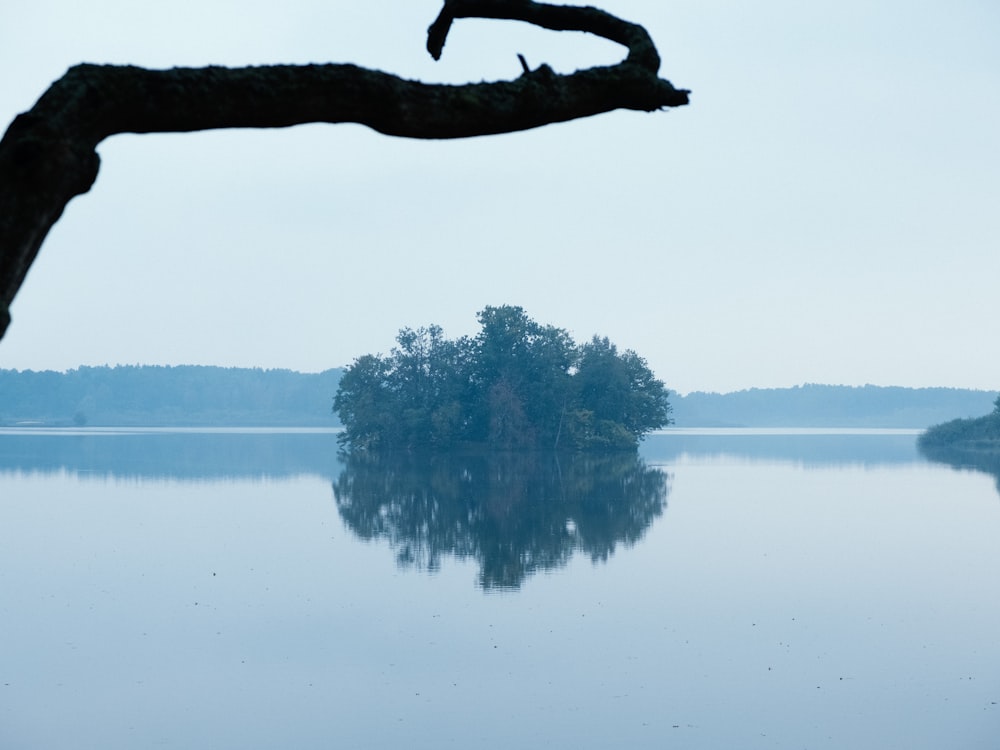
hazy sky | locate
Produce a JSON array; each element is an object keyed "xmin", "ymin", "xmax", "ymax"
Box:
[{"xmin": 1, "ymin": 1, "xmax": 998, "ymax": 394}]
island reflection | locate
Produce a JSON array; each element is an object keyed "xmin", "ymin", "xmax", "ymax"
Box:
[
  {"xmin": 919, "ymin": 443, "xmax": 1000, "ymax": 496},
  {"xmin": 332, "ymin": 450, "xmax": 670, "ymax": 590}
]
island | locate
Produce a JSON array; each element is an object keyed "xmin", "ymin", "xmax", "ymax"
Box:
[{"xmin": 333, "ymin": 305, "xmax": 672, "ymax": 452}]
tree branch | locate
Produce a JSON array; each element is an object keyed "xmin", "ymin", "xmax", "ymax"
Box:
[
  {"xmin": 427, "ymin": 0, "xmax": 662, "ymax": 71},
  {"xmin": 0, "ymin": 1, "xmax": 688, "ymax": 341}
]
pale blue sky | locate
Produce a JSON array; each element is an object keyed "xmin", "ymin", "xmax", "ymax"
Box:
[{"xmin": 1, "ymin": 0, "xmax": 998, "ymax": 393}]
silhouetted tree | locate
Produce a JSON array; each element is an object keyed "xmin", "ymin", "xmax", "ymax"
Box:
[
  {"xmin": 334, "ymin": 305, "xmax": 671, "ymax": 451},
  {"xmin": 0, "ymin": 1, "xmax": 688, "ymax": 341}
]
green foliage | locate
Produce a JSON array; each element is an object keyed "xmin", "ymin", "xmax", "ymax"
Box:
[
  {"xmin": 0, "ymin": 365, "xmax": 343, "ymax": 426},
  {"xmin": 674, "ymin": 384, "xmax": 999, "ymax": 428},
  {"xmin": 919, "ymin": 410, "xmax": 1000, "ymax": 451},
  {"xmin": 919, "ymin": 390, "xmax": 1000, "ymax": 459},
  {"xmin": 333, "ymin": 306, "xmax": 671, "ymax": 452}
]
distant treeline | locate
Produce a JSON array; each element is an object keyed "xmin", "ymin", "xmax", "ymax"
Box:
[
  {"xmin": 673, "ymin": 384, "xmax": 997, "ymax": 428},
  {"xmin": 0, "ymin": 367, "xmax": 994, "ymax": 429},
  {"xmin": 0, "ymin": 365, "xmax": 344, "ymax": 427}
]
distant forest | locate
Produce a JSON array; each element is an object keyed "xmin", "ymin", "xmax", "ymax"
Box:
[
  {"xmin": 674, "ymin": 384, "xmax": 997, "ymax": 428},
  {"xmin": 0, "ymin": 365, "xmax": 343, "ymax": 427},
  {"xmin": 0, "ymin": 367, "xmax": 995, "ymax": 429}
]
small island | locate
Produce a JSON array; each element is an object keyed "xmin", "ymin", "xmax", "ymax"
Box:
[
  {"xmin": 918, "ymin": 395, "xmax": 1000, "ymax": 451},
  {"xmin": 333, "ymin": 305, "xmax": 672, "ymax": 452}
]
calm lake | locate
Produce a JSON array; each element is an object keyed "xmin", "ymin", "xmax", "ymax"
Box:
[{"xmin": 1, "ymin": 428, "xmax": 998, "ymax": 749}]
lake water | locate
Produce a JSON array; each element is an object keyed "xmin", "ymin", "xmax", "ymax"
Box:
[{"xmin": 1, "ymin": 428, "xmax": 998, "ymax": 749}]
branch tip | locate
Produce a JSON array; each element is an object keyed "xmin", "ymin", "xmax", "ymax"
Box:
[{"xmin": 426, "ymin": 8, "xmax": 454, "ymax": 61}]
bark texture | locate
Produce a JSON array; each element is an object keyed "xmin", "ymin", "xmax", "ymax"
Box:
[{"xmin": 0, "ymin": 0, "xmax": 688, "ymax": 340}]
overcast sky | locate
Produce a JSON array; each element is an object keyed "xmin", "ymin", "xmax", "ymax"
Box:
[{"xmin": 1, "ymin": 1, "xmax": 998, "ymax": 394}]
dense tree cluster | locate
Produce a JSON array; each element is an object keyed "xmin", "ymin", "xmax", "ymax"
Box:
[
  {"xmin": 918, "ymin": 395, "xmax": 1000, "ymax": 451},
  {"xmin": 918, "ymin": 397, "xmax": 1000, "ymax": 494},
  {"xmin": 333, "ymin": 306, "xmax": 671, "ymax": 452}
]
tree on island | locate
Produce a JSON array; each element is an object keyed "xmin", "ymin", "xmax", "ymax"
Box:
[
  {"xmin": 333, "ymin": 305, "xmax": 671, "ymax": 452},
  {"xmin": 0, "ymin": 1, "xmax": 688, "ymax": 342},
  {"xmin": 919, "ymin": 393, "xmax": 1000, "ymax": 452}
]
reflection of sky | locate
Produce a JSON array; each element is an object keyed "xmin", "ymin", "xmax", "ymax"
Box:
[
  {"xmin": 642, "ymin": 430, "xmax": 922, "ymax": 469},
  {"xmin": 0, "ymin": 428, "xmax": 344, "ymax": 482},
  {"xmin": 2, "ymin": 431, "xmax": 1000, "ymax": 748},
  {"xmin": 0, "ymin": 428, "xmax": 925, "ymax": 481}
]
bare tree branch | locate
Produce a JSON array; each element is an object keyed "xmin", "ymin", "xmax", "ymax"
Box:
[
  {"xmin": 0, "ymin": 1, "xmax": 688, "ymax": 341},
  {"xmin": 427, "ymin": 0, "xmax": 662, "ymax": 71}
]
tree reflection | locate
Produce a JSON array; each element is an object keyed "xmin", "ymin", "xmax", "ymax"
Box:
[
  {"xmin": 919, "ymin": 444, "xmax": 1000, "ymax": 497},
  {"xmin": 332, "ymin": 451, "xmax": 670, "ymax": 590}
]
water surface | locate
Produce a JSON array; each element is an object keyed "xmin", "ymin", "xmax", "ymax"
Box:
[{"xmin": 1, "ymin": 429, "xmax": 997, "ymax": 749}]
